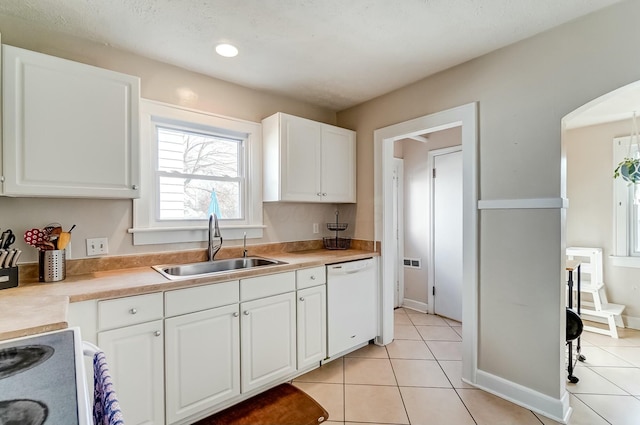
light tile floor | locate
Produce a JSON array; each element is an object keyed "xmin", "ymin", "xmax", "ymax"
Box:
[{"xmin": 293, "ymin": 307, "xmax": 640, "ymax": 425}]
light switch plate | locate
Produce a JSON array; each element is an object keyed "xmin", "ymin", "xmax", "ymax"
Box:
[{"xmin": 86, "ymin": 237, "xmax": 108, "ymax": 256}]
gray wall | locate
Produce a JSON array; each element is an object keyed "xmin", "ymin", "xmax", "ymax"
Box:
[
  {"xmin": 338, "ymin": 0, "xmax": 640, "ymax": 407},
  {"xmin": 396, "ymin": 127, "xmax": 462, "ymax": 309}
]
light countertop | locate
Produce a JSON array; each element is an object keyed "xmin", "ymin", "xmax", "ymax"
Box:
[{"xmin": 0, "ymin": 249, "xmax": 377, "ymax": 341}]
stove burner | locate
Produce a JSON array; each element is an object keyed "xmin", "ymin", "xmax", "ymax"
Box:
[
  {"xmin": 0, "ymin": 399, "xmax": 48, "ymax": 425},
  {"xmin": 0, "ymin": 345, "xmax": 54, "ymax": 379}
]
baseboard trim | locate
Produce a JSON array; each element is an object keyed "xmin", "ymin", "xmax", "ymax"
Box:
[
  {"xmin": 401, "ymin": 299, "xmax": 428, "ymax": 313},
  {"xmin": 624, "ymin": 314, "xmax": 640, "ymax": 330},
  {"xmin": 475, "ymin": 369, "xmax": 571, "ymax": 424}
]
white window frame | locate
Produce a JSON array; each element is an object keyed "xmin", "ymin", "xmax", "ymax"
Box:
[
  {"xmin": 130, "ymin": 99, "xmax": 263, "ymax": 245},
  {"xmin": 612, "ymin": 136, "xmax": 640, "ymax": 267}
]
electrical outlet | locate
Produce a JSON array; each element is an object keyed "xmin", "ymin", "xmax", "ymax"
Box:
[
  {"xmin": 313, "ymin": 223, "xmax": 319, "ymax": 234},
  {"xmin": 403, "ymin": 257, "xmax": 422, "ymax": 269},
  {"xmin": 86, "ymin": 237, "xmax": 109, "ymax": 256}
]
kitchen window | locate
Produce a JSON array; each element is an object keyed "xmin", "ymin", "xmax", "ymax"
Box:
[
  {"xmin": 612, "ymin": 136, "xmax": 640, "ymax": 266},
  {"xmin": 131, "ymin": 100, "xmax": 263, "ymax": 245},
  {"xmin": 156, "ymin": 126, "xmax": 243, "ymax": 220}
]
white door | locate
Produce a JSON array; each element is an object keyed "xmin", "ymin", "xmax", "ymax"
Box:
[
  {"xmin": 240, "ymin": 292, "xmax": 297, "ymax": 393},
  {"xmin": 433, "ymin": 149, "xmax": 463, "ymax": 322},
  {"xmin": 297, "ymin": 285, "xmax": 327, "ymax": 369},
  {"xmin": 165, "ymin": 304, "xmax": 240, "ymax": 424},
  {"xmin": 321, "ymin": 125, "xmax": 357, "ymax": 202},
  {"xmin": 281, "ymin": 114, "xmax": 322, "ymax": 201},
  {"xmin": 2, "ymin": 45, "xmax": 140, "ymax": 198},
  {"xmin": 98, "ymin": 320, "xmax": 165, "ymax": 425}
]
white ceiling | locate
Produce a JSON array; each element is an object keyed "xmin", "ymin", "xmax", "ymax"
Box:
[{"xmin": 0, "ymin": 0, "xmax": 627, "ymax": 114}]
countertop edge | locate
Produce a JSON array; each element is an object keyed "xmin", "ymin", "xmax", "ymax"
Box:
[{"xmin": 0, "ymin": 249, "xmax": 378, "ymax": 341}]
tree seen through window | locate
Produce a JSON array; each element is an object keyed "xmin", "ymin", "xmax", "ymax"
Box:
[{"xmin": 157, "ymin": 127, "xmax": 243, "ymax": 220}]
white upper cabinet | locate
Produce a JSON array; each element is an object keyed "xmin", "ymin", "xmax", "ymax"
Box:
[
  {"xmin": 262, "ymin": 112, "xmax": 356, "ymax": 203},
  {"xmin": 1, "ymin": 45, "xmax": 140, "ymax": 198}
]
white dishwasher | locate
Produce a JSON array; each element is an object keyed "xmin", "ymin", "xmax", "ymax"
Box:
[{"xmin": 327, "ymin": 258, "xmax": 378, "ymax": 357}]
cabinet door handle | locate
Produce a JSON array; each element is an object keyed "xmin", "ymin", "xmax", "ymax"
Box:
[
  {"xmin": 322, "ymin": 193, "xmax": 327, "ymax": 196},
  {"xmin": 299, "ymin": 297, "xmax": 305, "ymax": 301},
  {"xmin": 130, "ymin": 308, "xmax": 137, "ymax": 315},
  {"xmin": 233, "ymin": 312, "xmax": 239, "ymax": 317},
  {"xmin": 154, "ymin": 331, "xmax": 161, "ymax": 337},
  {"xmin": 317, "ymin": 192, "xmax": 322, "ymax": 196},
  {"xmin": 132, "ymin": 184, "xmax": 139, "ymax": 190},
  {"xmin": 310, "ymin": 275, "xmax": 316, "ymax": 280},
  {"xmin": 243, "ymin": 311, "xmax": 250, "ymax": 315}
]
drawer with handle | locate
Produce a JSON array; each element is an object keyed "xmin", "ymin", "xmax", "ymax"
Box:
[
  {"xmin": 165, "ymin": 280, "xmax": 239, "ymax": 318},
  {"xmin": 296, "ymin": 266, "xmax": 326, "ymax": 289},
  {"xmin": 98, "ymin": 292, "xmax": 163, "ymax": 331}
]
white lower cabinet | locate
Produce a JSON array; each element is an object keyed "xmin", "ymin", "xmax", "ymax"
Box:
[
  {"xmin": 98, "ymin": 320, "xmax": 165, "ymax": 425},
  {"xmin": 165, "ymin": 304, "xmax": 240, "ymax": 424},
  {"xmin": 297, "ymin": 285, "xmax": 327, "ymax": 369},
  {"xmin": 240, "ymin": 291, "xmax": 297, "ymax": 393},
  {"xmin": 67, "ymin": 266, "xmax": 345, "ymax": 425}
]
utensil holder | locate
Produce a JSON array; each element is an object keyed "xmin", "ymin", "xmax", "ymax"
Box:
[
  {"xmin": 39, "ymin": 250, "xmax": 66, "ymax": 282},
  {"xmin": 0, "ymin": 266, "xmax": 18, "ymax": 290}
]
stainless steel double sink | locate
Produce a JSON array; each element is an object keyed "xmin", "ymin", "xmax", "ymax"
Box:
[{"xmin": 152, "ymin": 256, "xmax": 287, "ymax": 280}]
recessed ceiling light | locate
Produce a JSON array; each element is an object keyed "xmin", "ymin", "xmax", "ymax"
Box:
[{"xmin": 216, "ymin": 43, "xmax": 238, "ymax": 58}]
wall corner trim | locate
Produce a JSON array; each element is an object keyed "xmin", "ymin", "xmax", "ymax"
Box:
[{"xmin": 478, "ymin": 197, "xmax": 568, "ymax": 210}]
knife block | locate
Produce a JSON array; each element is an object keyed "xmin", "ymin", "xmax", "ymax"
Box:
[{"xmin": 0, "ymin": 266, "xmax": 18, "ymax": 290}]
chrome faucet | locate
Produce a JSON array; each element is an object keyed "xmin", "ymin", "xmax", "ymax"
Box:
[
  {"xmin": 208, "ymin": 213, "xmax": 223, "ymax": 261},
  {"xmin": 243, "ymin": 232, "xmax": 248, "ymax": 258}
]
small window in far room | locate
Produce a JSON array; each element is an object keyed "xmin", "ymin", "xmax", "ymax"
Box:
[{"xmin": 613, "ymin": 136, "xmax": 640, "ymax": 263}]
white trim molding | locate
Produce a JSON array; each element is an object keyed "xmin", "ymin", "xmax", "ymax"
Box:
[
  {"xmin": 478, "ymin": 198, "xmax": 568, "ymax": 210},
  {"xmin": 374, "ymin": 101, "xmax": 478, "ymax": 387},
  {"xmin": 609, "ymin": 255, "xmax": 640, "ymax": 268},
  {"xmin": 474, "ymin": 370, "xmax": 571, "ymax": 424},
  {"xmin": 132, "ymin": 99, "xmax": 264, "ymax": 245},
  {"xmin": 401, "ymin": 299, "xmax": 428, "ymax": 313}
]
